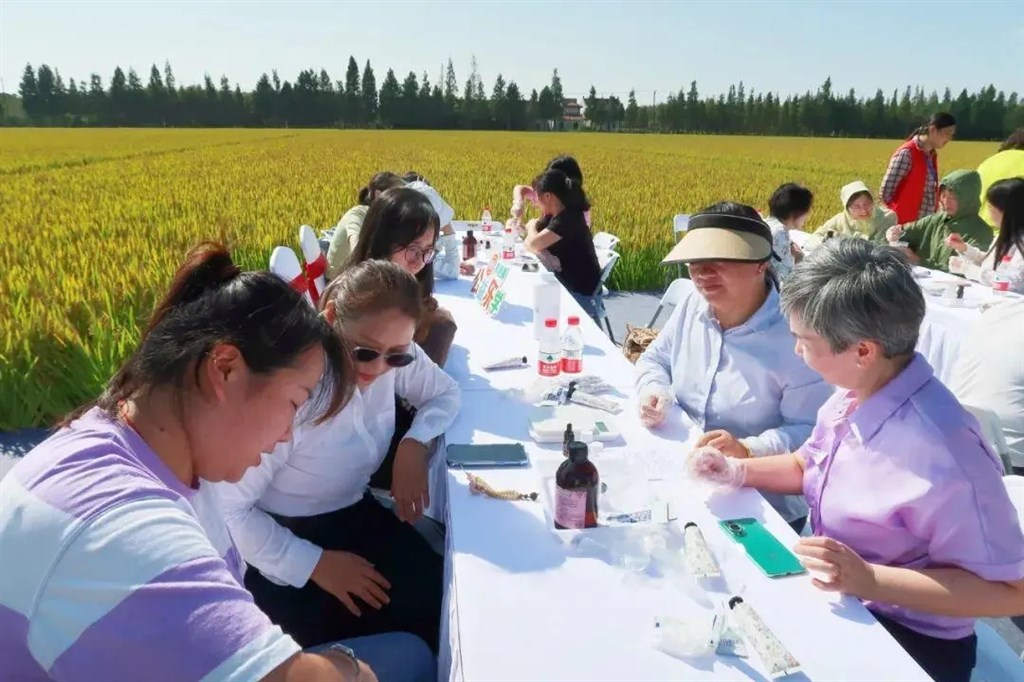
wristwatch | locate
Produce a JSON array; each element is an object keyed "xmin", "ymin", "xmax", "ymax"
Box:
[{"xmin": 325, "ymin": 643, "xmax": 360, "ymax": 681}]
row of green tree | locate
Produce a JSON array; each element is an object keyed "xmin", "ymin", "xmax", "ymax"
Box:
[{"xmin": 9, "ymin": 58, "xmax": 1023, "ymax": 140}]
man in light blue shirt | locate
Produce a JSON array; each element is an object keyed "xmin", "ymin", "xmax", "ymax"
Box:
[{"xmin": 636, "ymin": 203, "xmax": 833, "ymax": 529}]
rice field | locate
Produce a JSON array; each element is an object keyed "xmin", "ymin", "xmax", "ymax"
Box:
[{"xmin": 0, "ymin": 128, "xmax": 996, "ymax": 429}]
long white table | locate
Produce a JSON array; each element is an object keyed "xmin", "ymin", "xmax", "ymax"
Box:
[
  {"xmin": 433, "ymin": 269, "xmax": 928, "ymax": 681},
  {"xmin": 915, "ymin": 268, "xmax": 1022, "ymax": 385}
]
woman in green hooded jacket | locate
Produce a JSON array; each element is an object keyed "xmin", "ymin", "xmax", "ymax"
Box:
[{"xmin": 886, "ymin": 169, "xmax": 993, "ymax": 272}]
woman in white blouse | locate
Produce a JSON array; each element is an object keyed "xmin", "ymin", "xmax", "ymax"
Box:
[
  {"xmin": 947, "ymin": 177, "xmax": 1024, "ymax": 294},
  {"xmin": 214, "ymin": 260, "xmax": 460, "ymax": 654}
]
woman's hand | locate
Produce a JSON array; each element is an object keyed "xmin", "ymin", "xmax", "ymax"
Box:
[
  {"xmin": 793, "ymin": 536, "xmax": 878, "ymax": 598},
  {"xmin": 311, "ymin": 550, "xmax": 392, "ymax": 616},
  {"xmin": 790, "ymin": 241, "xmax": 804, "ymax": 264},
  {"xmin": 392, "ymin": 438, "xmax": 430, "ymax": 523},
  {"xmin": 685, "ymin": 446, "xmax": 747, "ymax": 488},
  {"xmin": 695, "ymin": 430, "xmax": 751, "ymax": 459},
  {"xmin": 886, "ymin": 225, "xmax": 904, "ymax": 243},
  {"xmin": 945, "ymin": 233, "xmax": 968, "ymax": 254},
  {"xmin": 459, "ymin": 260, "xmax": 475, "ymax": 276}
]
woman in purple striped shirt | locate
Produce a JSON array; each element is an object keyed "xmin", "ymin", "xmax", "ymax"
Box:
[{"xmin": 0, "ymin": 243, "xmax": 435, "ymax": 682}]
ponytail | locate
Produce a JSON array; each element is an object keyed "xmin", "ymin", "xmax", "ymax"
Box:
[
  {"xmin": 911, "ymin": 111, "xmax": 956, "ymax": 140},
  {"xmin": 358, "ymin": 171, "xmax": 405, "ymax": 207},
  {"xmin": 532, "ymin": 169, "xmax": 591, "ymax": 214},
  {"xmin": 62, "ymin": 241, "xmax": 352, "ymax": 427},
  {"xmin": 145, "ymin": 243, "xmax": 239, "ymax": 334}
]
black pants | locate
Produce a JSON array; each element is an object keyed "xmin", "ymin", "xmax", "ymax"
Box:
[
  {"xmin": 788, "ymin": 516, "xmax": 807, "ymax": 535},
  {"xmin": 872, "ymin": 611, "xmax": 977, "ymax": 682},
  {"xmin": 245, "ymin": 493, "xmax": 443, "ymax": 653}
]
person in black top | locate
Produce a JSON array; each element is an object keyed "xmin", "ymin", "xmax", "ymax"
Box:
[{"xmin": 524, "ymin": 168, "xmax": 602, "ymax": 315}]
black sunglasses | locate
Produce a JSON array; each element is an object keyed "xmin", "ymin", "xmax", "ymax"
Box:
[{"xmin": 350, "ymin": 346, "xmax": 415, "ymax": 368}]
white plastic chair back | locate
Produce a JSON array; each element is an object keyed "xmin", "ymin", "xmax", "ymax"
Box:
[
  {"xmin": 269, "ymin": 246, "xmax": 314, "ymax": 307},
  {"xmin": 451, "ymin": 219, "xmax": 504, "ymax": 235},
  {"xmin": 298, "ymin": 224, "xmax": 327, "ymax": 305},
  {"xmin": 596, "ymin": 248, "xmax": 620, "ymax": 283},
  {"xmin": 648, "ymin": 277, "xmax": 695, "ymax": 327},
  {"xmin": 672, "ymin": 214, "xmax": 690, "ymax": 240},
  {"xmin": 593, "ymin": 231, "xmax": 621, "ymax": 251}
]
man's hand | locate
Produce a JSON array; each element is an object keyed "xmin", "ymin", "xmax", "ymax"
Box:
[
  {"xmin": 392, "ymin": 438, "xmax": 430, "ymax": 523},
  {"xmin": 638, "ymin": 386, "xmax": 673, "ymax": 428},
  {"xmin": 695, "ymin": 430, "xmax": 751, "ymax": 459},
  {"xmin": 311, "ymin": 550, "xmax": 391, "ymax": 617}
]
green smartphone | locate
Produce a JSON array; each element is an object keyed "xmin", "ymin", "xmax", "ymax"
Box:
[{"xmin": 719, "ymin": 518, "xmax": 806, "ymax": 578}]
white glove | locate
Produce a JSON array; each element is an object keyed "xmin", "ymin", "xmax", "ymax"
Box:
[
  {"xmin": 685, "ymin": 446, "xmax": 747, "ymax": 488},
  {"xmin": 948, "ymin": 256, "xmax": 964, "ymax": 274},
  {"xmin": 885, "ymin": 225, "xmax": 904, "ymax": 244},
  {"xmin": 638, "ymin": 385, "xmax": 674, "ymax": 428}
]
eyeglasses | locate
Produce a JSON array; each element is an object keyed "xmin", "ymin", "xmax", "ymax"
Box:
[
  {"xmin": 397, "ymin": 244, "xmax": 436, "ymax": 265},
  {"xmin": 350, "ymin": 346, "xmax": 416, "ymax": 368}
]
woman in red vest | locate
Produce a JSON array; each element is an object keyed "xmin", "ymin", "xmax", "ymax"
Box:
[{"xmin": 880, "ymin": 112, "xmax": 957, "ymax": 224}]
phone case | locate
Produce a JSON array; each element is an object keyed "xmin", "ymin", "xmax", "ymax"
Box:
[
  {"xmin": 446, "ymin": 443, "xmax": 529, "ymax": 469},
  {"xmin": 719, "ymin": 518, "xmax": 806, "ymax": 578}
]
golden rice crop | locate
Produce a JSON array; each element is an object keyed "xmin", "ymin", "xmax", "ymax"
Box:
[{"xmin": 0, "ymin": 128, "xmax": 995, "ymax": 429}]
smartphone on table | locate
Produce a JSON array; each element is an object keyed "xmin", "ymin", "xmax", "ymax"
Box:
[{"xmin": 719, "ymin": 517, "xmax": 806, "ymax": 578}]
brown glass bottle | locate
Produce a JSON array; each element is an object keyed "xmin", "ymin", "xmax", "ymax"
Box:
[
  {"xmin": 462, "ymin": 230, "xmax": 478, "ymax": 260},
  {"xmin": 554, "ymin": 441, "xmax": 599, "ymax": 529}
]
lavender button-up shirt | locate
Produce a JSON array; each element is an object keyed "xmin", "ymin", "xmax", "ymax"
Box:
[{"xmin": 800, "ymin": 354, "xmax": 1024, "ymax": 639}]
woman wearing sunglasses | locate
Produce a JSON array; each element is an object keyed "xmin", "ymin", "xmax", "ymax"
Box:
[
  {"xmin": 347, "ymin": 186, "xmax": 458, "ymax": 368},
  {"xmin": 214, "ymin": 259, "xmax": 460, "ymax": 659}
]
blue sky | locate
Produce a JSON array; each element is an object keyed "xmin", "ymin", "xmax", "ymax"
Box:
[{"xmin": 2, "ymin": 1, "xmax": 1022, "ymax": 102}]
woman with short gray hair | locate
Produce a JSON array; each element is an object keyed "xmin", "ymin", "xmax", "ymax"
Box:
[{"xmin": 688, "ymin": 239, "xmax": 1024, "ymax": 682}]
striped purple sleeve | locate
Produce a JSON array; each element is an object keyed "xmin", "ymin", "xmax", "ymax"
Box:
[{"xmin": 30, "ymin": 499, "xmax": 300, "ymax": 682}]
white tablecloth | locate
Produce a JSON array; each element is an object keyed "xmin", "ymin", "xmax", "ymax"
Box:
[
  {"xmin": 433, "ymin": 269, "xmax": 928, "ymax": 681},
  {"xmin": 915, "ymin": 269, "xmax": 1021, "ymax": 385}
]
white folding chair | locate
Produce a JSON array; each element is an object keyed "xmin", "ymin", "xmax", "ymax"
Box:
[
  {"xmin": 593, "ymin": 231, "xmax": 621, "ymax": 251},
  {"xmin": 588, "ymin": 247, "xmax": 621, "ymax": 343},
  {"xmin": 648, "ymin": 277, "xmax": 695, "ymax": 327},
  {"xmin": 672, "ymin": 214, "xmax": 690, "ymax": 240},
  {"xmin": 972, "ymin": 621, "xmax": 1024, "ymax": 680},
  {"xmin": 298, "ymin": 225, "xmax": 327, "ymax": 305},
  {"xmin": 971, "ymin": 476, "xmax": 1024, "ymax": 677},
  {"xmin": 668, "ymin": 214, "xmax": 691, "ymax": 280},
  {"xmin": 269, "ymin": 246, "xmax": 314, "ymax": 307}
]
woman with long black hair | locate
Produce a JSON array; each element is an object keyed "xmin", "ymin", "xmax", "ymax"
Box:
[{"xmin": 948, "ymin": 176, "xmax": 1024, "ymax": 293}]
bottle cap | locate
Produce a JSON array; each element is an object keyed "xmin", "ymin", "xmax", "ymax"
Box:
[
  {"xmin": 567, "ymin": 316, "xmax": 580, "ymax": 325},
  {"xmin": 545, "ymin": 318, "xmax": 558, "ymax": 327},
  {"xmin": 466, "ymin": 229, "xmax": 474, "ymax": 237},
  {"xmin": 567, "ymin": 441, "xmax": 589, "ymax": 460}
]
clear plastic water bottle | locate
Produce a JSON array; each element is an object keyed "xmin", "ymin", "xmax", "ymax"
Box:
[
  {"xmin": 561, "ymin": 316, "xmax": 583, "ymax": 374},
  {"xmin": 482, "ymin": 206, "xmax": 493, "ymax": 233},
  {"xmin": 993, "ymin": 255, "xmax": 1013, "ymax": 295},
  {"xmin": 501, "ymin": 227, "xmax": 515, "ymax": 260},
  {"xmin": 538, "ymin": 318, "xmax": 561, "ymax": 377}
]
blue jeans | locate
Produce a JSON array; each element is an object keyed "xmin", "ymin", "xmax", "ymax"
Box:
[{"xmin": 309, "ymin": 632, "xmax": 436, "ymax": 682}]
